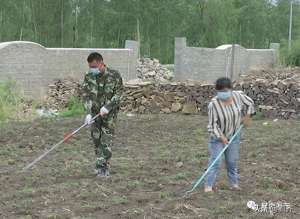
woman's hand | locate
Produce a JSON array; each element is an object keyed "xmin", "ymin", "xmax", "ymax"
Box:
[
  {"xmin": 219, "ymin": 135, "xmax": 229, "ymax": 145},
  {"xmin": 242, "ymin": 114, "xmax": 251, "ymax": 126}
]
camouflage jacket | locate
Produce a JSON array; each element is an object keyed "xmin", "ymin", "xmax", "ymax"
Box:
[{"xmin": 82, "ymin": 66, "xmax": 124, "ymax": 118}]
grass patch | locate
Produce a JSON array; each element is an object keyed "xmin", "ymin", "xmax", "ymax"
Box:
[
  {"xmin": 13, "ymin": 198, "xmax": 34, "ymax": 211},
  {"xmin": 127, "ymin": 180, "xmax": 142, "ymax": 190},
  {"xmin": 159, "ymin": 191, "xmax": 174, "ymax": 199},
  {"xmin": 78, "ymin": 190, "xmax": 99, "ymax": 199},
  {"xmin": 251, "ymin": 111, "xmax": 264, "ymax": 120},
  {"xmin": 0, "ymin": 80, "xmax": 22, "ymax": 122},
  {"xmin": 161, "ymin": 171, "xmax": 193, "ymax": 182},
  {"xmin": 17, "ymin": 187, "xmax": 35, "ymax": 195},
  {"xmin": 111, "ymin": 195, "xmax": 129, "ymax": 205},
  {"xmin": 58, "ymin": 97, "xmax": 85, "ymax": 117},
  {"xmin": 194, "ymin": 151, "xmax": 208, "ymax": 159},
  {"xmin": 123, "ymin": 208, "xmax": 144, "ymax": 215},
  {"xmin": 81, "ymin": 203, "xmax": 103, "ymax": 211}
]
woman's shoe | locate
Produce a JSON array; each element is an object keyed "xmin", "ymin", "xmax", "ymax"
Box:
[
  {"xmin": 230, "ymin": 184, "xmax": 241, "ymax": 191},
  {"xmin": 204, "ymin": 186, "xmax": 213, "ymax": 193}
]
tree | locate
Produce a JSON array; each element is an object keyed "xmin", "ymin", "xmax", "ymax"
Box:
[{"xmin": 1, "ymin": 0, "xmax": 300, "ymax": 63}]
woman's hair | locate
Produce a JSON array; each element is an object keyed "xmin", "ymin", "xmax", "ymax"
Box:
[{"xmin": 215, "ymin": 77, "xmax": 232, "ymax": 90}]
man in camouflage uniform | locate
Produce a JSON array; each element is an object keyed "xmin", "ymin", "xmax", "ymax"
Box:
[{"xmin": 82, "ymin": 52, "xmax": 123, "ymax": 177}]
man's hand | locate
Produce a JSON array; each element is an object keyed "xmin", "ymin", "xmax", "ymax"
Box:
[
  {"xmin": 242, "ymin": 114, "xmax": 251, "ymax": 126},
  {"xmin": 84, "ymin": 114, "xmax": 93, "ymax": 125},
  {"xmin": 100, "ymin": 106, "xmax": 109, "ymax": 116},
  {"xmin": 219, "ymin": 135, "xmax": 229, "ymax": 145}
]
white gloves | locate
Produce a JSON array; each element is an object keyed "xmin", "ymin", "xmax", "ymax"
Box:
[
  {"xmin": 84, "ymin": 114, "xmax": 93, "ymax": 125},
  {"xmin": 85, "ymin": 107, "xmax": 109, "ymax": 125},
  {"xmin": 100, "ymin": 106, "xmax": 109, "ymax": 115}
]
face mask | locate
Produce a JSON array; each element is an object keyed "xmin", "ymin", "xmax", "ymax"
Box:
[
  {"xmin": 89, "ymin": 68, "xmax": 100, "ymax": 76},
  {"xmin": 217, "ymin": 91, "xmax": 232, "ymax": 100}
]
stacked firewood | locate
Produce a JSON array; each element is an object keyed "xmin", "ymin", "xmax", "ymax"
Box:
[
  {"xmin": 44, "ymin": 78, "xmax": 81, "ymax": 110},
  {"xmin": 235, "ymin": 68, "xmax": 300, "ymax": 119},
  {"xmin": 123, "ymin": 82, "xmax": 189, "ymax": 114},
  {"xmin": 44, "ymin": 68, "xmax": 299, "ymax": 119},
  {"xmin": 122, "ymin": 69, "xmax": 299, "ymax": 119}
]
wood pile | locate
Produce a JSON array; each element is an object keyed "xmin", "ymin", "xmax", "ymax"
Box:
[
  {"xmin": 235, "ymin": 68, "xmax": 300, "ymax": 119},
  {"xmin": 122, "ymin": 68, "xmax": 300, "ymax": 119},
  {"xmin": 137, "ymin": 58, "xmax": 174, "ymax": 83},
  {"xmin": 121, "ymin": 81, "xmax": 214, "ymax": 115},
  {"xmin": 44, "ymin": 68, "xmax": 300, "ymax": 119},
  {"xmin": 44, "ymin": 78, "xmax": 81, "ymax": 110}
]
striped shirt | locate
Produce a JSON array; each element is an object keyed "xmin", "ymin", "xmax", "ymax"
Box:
[{"xmin": 207, "ymin": 90, "xmax": 255, "ymax": 139}]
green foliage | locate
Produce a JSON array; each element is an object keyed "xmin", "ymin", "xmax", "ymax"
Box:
[
  {"xmin": 280, "ymin": 40, "xmax": 300, "ymax": 66},
  {"xmin": 17, "ymin": 187, "xmax": 35, "ymax": 195},
  {"xmin": 1, "ymin": 0, "xmax": 300, "ymax": 64},
  {"xmin": 159, "ymin": 191, "xmax": 174, "ymax": 200},
  {"xmin": 0, "ymin": 80, "xmax": 22, "ymax": 122},
  {"xmin": 251, "ymin": 111, "xmax": 265, "ymax": 120},
  {"xmin": 0, "ymin": 80, "xmax": 21, "ymax": 104},
  {"xmin": 111, "ymin": 196, "xmax": 128, "ymax": 205},
  {"xmin": 59, "ymin": 97, "xmax": 85, "ymax": 118}
]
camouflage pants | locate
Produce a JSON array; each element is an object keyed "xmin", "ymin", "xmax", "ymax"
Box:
[{"xmin": 91, "ymin": 118, "xmax": 115, "ymax": 169}]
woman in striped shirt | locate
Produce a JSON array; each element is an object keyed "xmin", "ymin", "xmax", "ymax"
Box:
[{"xmin": 204, "ymin": 77, "xmax": 255, "ymax": 192}]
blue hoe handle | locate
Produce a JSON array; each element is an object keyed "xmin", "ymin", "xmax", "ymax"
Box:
[{"xmin": 185, "ymin": 125, "xmax": 244, "ymax": 195}]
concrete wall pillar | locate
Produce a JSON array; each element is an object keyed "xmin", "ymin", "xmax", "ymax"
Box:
[{"xmin": 174, "ymin": 37, "xmax": 187, "ymax": 80}]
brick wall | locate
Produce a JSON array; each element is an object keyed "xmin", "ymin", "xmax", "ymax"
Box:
[
  {"xmin": 174, "ymin": 37, "xmax": 278, "ymax": 82},
  {"xmin": 0, "ymin": 40, "xmax": 138, "ymax": 99}
]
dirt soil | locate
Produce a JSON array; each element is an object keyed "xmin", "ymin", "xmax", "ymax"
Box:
[{"xmin": 0, "ymin": 114, "xmax": 299, "ymax": 218}]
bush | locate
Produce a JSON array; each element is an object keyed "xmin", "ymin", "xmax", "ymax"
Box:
[
  {"xmin": 59, "ymin": 97, "xmax": 85, "ymax": 117},
  {"xmin": 280, "ymin": 40, "xmax": 300, "ymax": 66},
  {"xmin": 0, "ymin": 80, "xmax": 22, "ymax": 122}
]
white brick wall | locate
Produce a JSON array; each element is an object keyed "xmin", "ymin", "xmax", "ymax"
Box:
[
  {"xmin": 174, "ymin": 37, "xmax": 278, "ymax": 82},
  {"xmin": 0, "ymin": 41, "xmax": 138, "ymax": 99}
]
